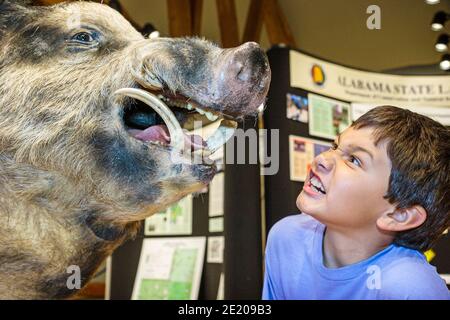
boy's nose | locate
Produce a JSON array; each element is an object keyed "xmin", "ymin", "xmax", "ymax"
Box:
[{"xmin": 314, "ymin": 152, "xmax": 333, "ymax": 173}]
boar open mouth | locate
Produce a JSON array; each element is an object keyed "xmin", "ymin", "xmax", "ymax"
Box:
[{"xmin": 116, "ymin": 88, "xmax": 238, "ymax": 158}]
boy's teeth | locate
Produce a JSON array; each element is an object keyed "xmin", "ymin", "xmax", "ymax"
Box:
[
  {"xmin": 310, "ymin": 176, "xmax": 321, "ymax": 186},
  {"xmin": 310, "ymin": 176, "xmax": 324, "ymax": 191}
]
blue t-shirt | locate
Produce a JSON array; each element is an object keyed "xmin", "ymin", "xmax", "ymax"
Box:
[{"xmin": 262, "ymin": 214, "xmax": 449, "ymax": 300}]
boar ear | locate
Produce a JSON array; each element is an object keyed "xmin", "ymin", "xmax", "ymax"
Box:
[
  {"xmin": 0, "ymin": 0, "xmax": 31, "ymax": 28},
  {"xmin": 0, "ymin": 0, "xmax": 18, "ymax": 12},
  {"xmin": 0, "ymin": 0, "xmax": 31, "ymax": 12}
]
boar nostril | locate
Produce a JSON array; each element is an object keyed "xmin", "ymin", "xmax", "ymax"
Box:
[
  {"xmin": 237, "ymin": 64, "xmax": 252, "ymax": 82},
  {"xmin": 259, "ymin": 76, "xmax": 268, "ymax": 90}
]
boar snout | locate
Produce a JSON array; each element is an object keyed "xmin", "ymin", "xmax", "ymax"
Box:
[
  {"xmin": 213, "ymin": 41, "xmax": 271, "ymax": 118},
  {"xmin": 226, "ymin": 42, "xmax": 270, "ymax": 91}
]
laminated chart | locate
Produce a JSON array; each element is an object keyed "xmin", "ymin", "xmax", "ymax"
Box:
[{"xmin": 132, "ymin": 237, "xmax": 206, "ymax": 300}]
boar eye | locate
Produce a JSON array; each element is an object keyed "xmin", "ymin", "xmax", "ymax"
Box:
[{"xmin": 71, "ymin": 32, "xmax": 95, "ymax": 43}]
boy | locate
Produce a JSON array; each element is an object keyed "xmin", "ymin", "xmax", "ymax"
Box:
[{"xmin": 263, "ymin": 106, "xmax": 449, "ymax": 300}]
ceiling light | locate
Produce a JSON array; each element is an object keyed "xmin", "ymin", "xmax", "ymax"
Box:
[
  {"xmin": 431, "ymin": 11, "xmax": 448, "ymax": 31},
  {"xmin": 439, "ymin": 54, "xmax": 450, "ymax": 70},
  {"xmin": 435, "ymin": 34, "xmax": 449, "ymax": 52},
  {"xmin": 141, "ymin": 23, "xmax": 160, "ymax": 39}
]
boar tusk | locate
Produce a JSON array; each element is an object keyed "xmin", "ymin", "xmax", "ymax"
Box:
[
  {"xmin": 114, "ymin": 88, "xmax": 185, "ymax": 150},
  {"xmin": 206, "ymin": 119, "xmax": 237, "ymax": 154},
  {"xmin": 258, "ymin": 103, "xmax": 265, "ymax": 113}
]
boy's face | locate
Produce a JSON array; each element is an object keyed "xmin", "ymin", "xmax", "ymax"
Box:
[{"xmin": 297, "ymin": 126, "xmax": 395, "ymax": 230}]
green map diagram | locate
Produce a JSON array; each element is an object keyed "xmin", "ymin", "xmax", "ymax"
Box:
[{"xmin": 138, "ymin": 248, "xmax": 198, "ymax": 300}]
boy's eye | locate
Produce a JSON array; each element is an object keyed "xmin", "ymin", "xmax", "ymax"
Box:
[
  {"xmin": 348, "ymin": 155, "xmax": 362, "ymax": 167},
  {"xmin": 331, "ymin": 142, "xmax": 338, "ymax": 150}
]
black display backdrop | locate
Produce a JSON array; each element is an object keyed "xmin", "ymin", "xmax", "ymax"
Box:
[
  {"xmin": 265, "ymin": 46, "xmax": 303, "ymax": 229},
  {"xmin": 223, "ymin": 118, "xmax": 263, "ymax": 299},
  {"xmin": 264, "ymin": 46, "xmax": 341, "ymax": 229}
]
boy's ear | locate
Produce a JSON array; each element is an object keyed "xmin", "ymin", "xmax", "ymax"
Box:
[{"xmin": 377, "ymin": 205, "xmax": 427, "ymax": 232}]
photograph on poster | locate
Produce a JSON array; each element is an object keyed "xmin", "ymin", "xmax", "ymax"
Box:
[
  {"xmin": 289, "ymin": 135, "xmax": 331, "ymax": 182},
  {"xmin": 207, "ymin": 236, "xmax": 224, "ymax": 264},
  {"xmin": 308, "ymin": 93, "xmax": 351, "ymax": 140},
  {"xmin": 144, "ymin": 195, "xmax": 192, "ymax": 236},
  {"xmin": 132, "ymin": 237, "xmax": 206, "ymax": 300},
  {"xmin": 286, "ymin": 93, "xmax": 309, "ymax": 123}
]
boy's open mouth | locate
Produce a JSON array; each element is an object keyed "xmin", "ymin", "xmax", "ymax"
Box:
[{"xmin": 308, "ymin": 170, "xmax": 326, "ymax": 194}]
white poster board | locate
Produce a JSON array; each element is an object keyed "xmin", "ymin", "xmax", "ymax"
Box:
[
  {"xmin": 290, "ymin": 50, "xmax": 450, "ymax": 107},
  {"xmin": 132, "ymin": 237, "xmax": 206, "ymax": 300},
  {"xmin": 308, "ymin": 93, "xmax": 351, "ymax": 140},
  {"xmin": 207, "ymin": 236, "xmax": 224, "ymax": 264},
  {"xmin": 144, "ymin": 195, "xmax": 192, "ymax": 236},
  {"xmin": 208, "ymin": 172, "xmax": 224, "ymax": 217},
  {"xmin": 209, "ymin": 217, "xmax": 224, "ymax": 233}
]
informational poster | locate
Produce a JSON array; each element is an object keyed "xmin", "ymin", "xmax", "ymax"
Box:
[
  {"xmin": 209, "ymin": 217, "xmax": 224, "ymax": 233},
  {"xmin": 351, "ymin": 103, "xmax": 450, "ymax": 126},
  {"xmin": 290, "ymin": 50, "xmax": 450, "ymax": 107},
  {"xmin": 217, "ymin": 272, "xmax": 224, "ymax": 300},
  {"xmin": 144, "ymin": 195, "xmax": 192, "ymax": 236},
  {"xmin": 289, "ymin": 135, "xmax": 331, "ymax": 182},
  {"xmin": 286, "ymin": 93, "xmax": 309, "ymax": 123},
  {"xmin": 208, "ymin": 172, "xmax": 224, "ymax": 217},
  {"xmin": 308, "ymin": 93, "xmax": 351, "ymax": 140},
  {"xmin": 132, "ymin": 237, "xmax": 206, "ymax": 300},
  {"xmin": 105, "ymin": 256, "xmax": 112, "ymax": 300},
  {"xmin": 207, "ymin": 236, "xmax": 224, "ymax": 264}
]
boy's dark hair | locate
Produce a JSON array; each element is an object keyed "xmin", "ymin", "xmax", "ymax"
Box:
[{"xmin": 352, "ymin": 105, "xmax": 450, "ymax": 251}]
